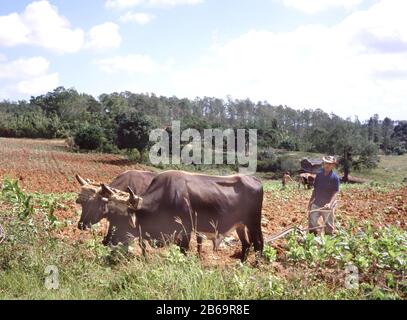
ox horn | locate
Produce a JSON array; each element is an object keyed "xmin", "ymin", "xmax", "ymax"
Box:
[
  {"xmin": 127, "ymin": 187, "xmax": 143, "ymax": 209},
  {"xmin": 127, "ymin": 187, "xmax": 137, "ymax": 204},
  {"xmin": 101, "ymin": 184, "xmax": 114, "ymax": 197},
  {"xmin": 76, "ymin": 174, "xmax": 88, "ymax": 186}
]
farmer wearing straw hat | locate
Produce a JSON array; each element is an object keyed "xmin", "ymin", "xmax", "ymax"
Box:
[{"xmin": 307, "ymin": 156, "xmax": 340, "ymax": 235}]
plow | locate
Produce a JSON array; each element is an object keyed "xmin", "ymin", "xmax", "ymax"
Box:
[{"xmin": 265, "ymin": 201, "xmax": 339, "ymax": 243}]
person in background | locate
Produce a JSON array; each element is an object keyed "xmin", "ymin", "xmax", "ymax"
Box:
[
  {"xmin": 307, "ymin": 156, "xmax": 340, "ymax": 235},
  {"xmin": 281, "ymin": 171, "xmax": 291, "ymax": 189}
]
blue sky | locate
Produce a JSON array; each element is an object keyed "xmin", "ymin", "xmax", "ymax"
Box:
[{"xmin": 1, "ymin": 0, "xmax": 406, "ymax": 120}]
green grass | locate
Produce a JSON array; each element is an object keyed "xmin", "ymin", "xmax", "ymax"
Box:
[
  {"xmin": 355, "ymin": 154, "xmax": 407, "ymax": 184},
  {"xmin": 0, "ymin": 244, "xmax": 381, "ymax": 300},
  {"xmin": 1, "ymin": 231, "xmax": 403, "ymax": 300}
]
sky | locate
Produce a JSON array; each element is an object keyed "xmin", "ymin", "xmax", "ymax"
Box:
[{"xmin": 1, "ymin": 0, "xmax": 406, "ymax": 120}]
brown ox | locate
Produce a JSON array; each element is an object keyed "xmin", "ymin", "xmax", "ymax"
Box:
[
  {"xmin": 104, "ymin": 170, "xmax": 264, "ymax": 262},
  {"xmin": 298, "ymin": 173, "xmax": 316, "ymax": 189}
]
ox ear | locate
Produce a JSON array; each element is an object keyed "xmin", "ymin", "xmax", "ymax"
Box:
[
  {"xmin": 76, "ymin": 174, "xmax": 88, "ymax": 186},
  {"xmin": 100, "ymin": 184, "xmax": 114, "ymax": 198}
]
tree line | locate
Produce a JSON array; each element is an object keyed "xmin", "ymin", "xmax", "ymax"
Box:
[{"xmin": 1, "ymin": 87, "xmax": 406, "ymax": 175}]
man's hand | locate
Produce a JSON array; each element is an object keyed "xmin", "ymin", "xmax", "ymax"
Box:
[{"xmin": 322, "ymin": 203, "xmax": 331, "ymax": 210}]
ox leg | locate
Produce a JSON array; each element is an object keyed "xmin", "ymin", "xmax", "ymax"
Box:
[
  {"xmin": 236, "ymin": 226, "xmax": 250, "ymax": 262},
  {"xmin": 246, "ymin": 223, "xmax": 264, "ymax": 265},
  {"xmin": 103, "ymin": 222, "xmax": 117, "ymax": 246},
  {"xmin": 213, "ymin": 234, "xmax": 224, "ymax": 252},
  {"xmin": 252, "ymin": 229, "xmax": 264, "ymax": 263},
  {"xmin": 139, "ymin": 238, "xmax": 147, "ymax": 257},
  {"xmin": 197, "ymin": 234, "xmax": 203, "ymax": 257},
  {"xmin": 102, "ymin": 228, "xmax": 112, "ymax": 246},
  {"xmin": 178, "ymin": 230, "xmax": 191, "ymax": 256},
  {"xmin": 253, "ymin": 229, "xmax": 264, "ymax": 259}
]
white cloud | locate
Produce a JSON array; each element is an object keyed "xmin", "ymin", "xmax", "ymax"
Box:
[
  {"xmin": 95, "ymin": 54, "xmax": 161, "ymax": 74},
  {"xmin": 0, "ymin": 13, "xmax": 31, "ymax": 46},
  {"xmin": 105, "ymin": 0, "xmax": 203, "ymax": 10},
  {"xmin": 0, "ymin": 57, "xmax": 50, "ymax": 79},
  {"xmin": 0, "ymin": 56, "xmax": 59, "ymax": 97},
  {"xmin": 279, "ymin": 0, "xmax": 364, "ymax": 14},
  {"xmin": 0, "ymin": 1, "xmax": 122, "ymax": 53},
  {"xmin": 17, "ymin": 73, "xmax": 59, "ymax": 95},
  {"xmin": 119, "ymin": 12, "xmax": 155, "ymax": 24},
  {"xmin": 0, "ymin": 1, "xmax": 85, "ymax": 53},
  {"xmin": 86, "ymin": 22, "xmax": 122, "ymax": 50},
  {"xmin": 165, "ymin": 0, "xmax": 407, "ymax": 119},
  {"xmin": 106, "ymin": 0, "xmax": 144, "ymax": 9},
  {"xmin": 147, "ymin": 0, "xmax": 203, "ymax": 6},
  {"xmin": 22, "ymin": 0, "xmax": 85, "ymax": 53}
]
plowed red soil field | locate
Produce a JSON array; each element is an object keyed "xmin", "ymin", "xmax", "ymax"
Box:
[
  {"xmin": 1, "ymin": 138, "xmax": 406, "ymax": 266},
  {"xmin": 0, "ymin": 138, "xmax": 151, "ymax": 193}
]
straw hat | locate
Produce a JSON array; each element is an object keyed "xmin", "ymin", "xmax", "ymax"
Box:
[{"xmin": 322, "ymin": 155, "xmax": 337, "ymax": 164}]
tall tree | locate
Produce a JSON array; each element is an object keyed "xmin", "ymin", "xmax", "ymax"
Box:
[
  {"xmin": 116, "ymin": 111, "xmax": 155, "ymax": 154},
  {"xmin": 381, "ymin": 117, "xmax": 394, "ymax": 154},
  {"xmin": 367, "ymin": 114, "xmax": 381, "ymax": 144}
]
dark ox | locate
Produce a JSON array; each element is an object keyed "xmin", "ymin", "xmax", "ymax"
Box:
[
  {"xmin": 75, "ymin": 170, "xmax": 157, "ymax": 245},
  {"xmin": 105, "ymin": 170, "xmax": 264, "ymax": 261}
]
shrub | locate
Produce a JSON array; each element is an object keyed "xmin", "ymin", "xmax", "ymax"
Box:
[
  {"xmin": 278, "ymin": 156, "xmax": 299, "ymax": 174},
  {"xmin": 393, "ymin": 146, "xmax": 406, "ymax": 156},
  {"xmin": 116, "ymin": 111, "xmax": 155, "ymax": 153},
  {"xmin": 74, "ymin": 125, "xmax": 106, "ymax": 150},
  {"xmin": 126, "ymin": 148, "xmax": 141, "ymax": 162},
  {"xmin": 257, "ymin": 159, "xmax": 278, "ymax": 172},
  {"xmin": 358, "ymin": 142, "xmax": 379, "ymax": 169},
  {"xmin": 257, "ymin": 154, "xmax": 299, "ymax": 174},
  {"xmin": 279, "ymin": 138, "xmax": 298, "ymax": 151},
  {"xmin": 100, "ymin": 141, "xmax": 120, "ymax": 154}
]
